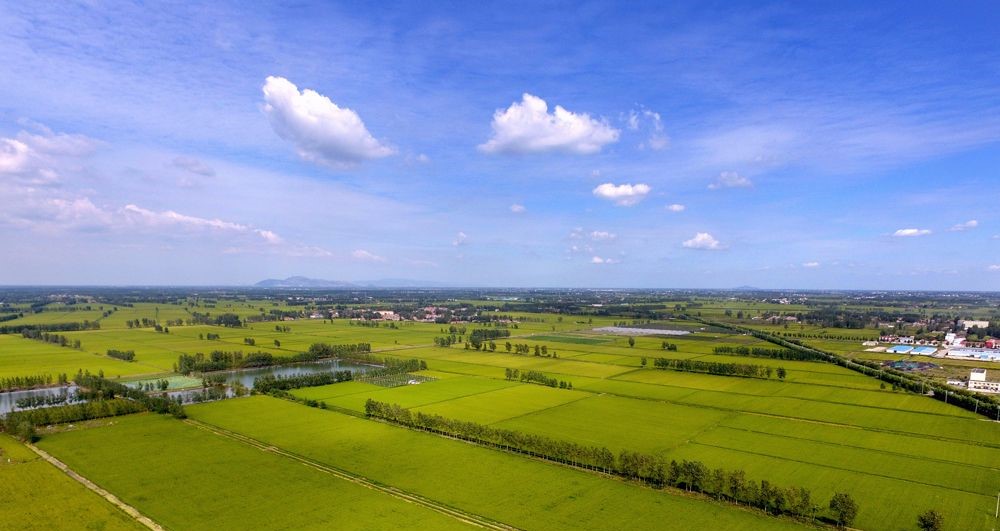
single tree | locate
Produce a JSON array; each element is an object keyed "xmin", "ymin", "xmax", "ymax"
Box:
[
  {"xmin": 628, "ymin": 336, "xmax": 636, "ymax": 348},
  {"xmin": 829, "ymin": 492, "xmax": 858, "ymax": 528},
  {"xmin": 916, "ymin": 509, "xmax": 944, "ymax": 531}
]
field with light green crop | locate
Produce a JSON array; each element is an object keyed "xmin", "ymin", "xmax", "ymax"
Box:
[
  {"xmin": 37, "ymin": 414, "xmax": 478, "ymax": 531},
  {"xmin": 0, "ymin": 434, "xmax": 143, "ymax": 530},
  {"xmin": 4, "ymin": 302, "xmax": 999, "ymax": 531},
  {"xmin": 184, "ymin": 397, "xmax": 807, "ymax": 531}
]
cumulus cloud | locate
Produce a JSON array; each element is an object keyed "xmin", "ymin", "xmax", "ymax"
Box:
[
  {"xmin": 989, "ymin": 265, "xmax": 1000, "ymax": 271},
  {"xmin": 708, "ymin": 171, "xmax": 752, "ymax": 190},
  {"xmin": 172, "ymin": 156, "xmax": 215, "ymax": 177},
  {"xmin": 893, "ymin": 228, "xmax": 932, "ymax": 237},
  {"xmin": 802, "ymin": 261, "xmax": 820, "ymax": 268},
  {"xmin": 479, "ymin": 93, "xmax": 619, "ymax": 155},
  {"xmin": 591, "ymin": 256, "xmax": 620, "ymax": 264},
  {"xmin": 666, "ymin": 203, "xmax": 686, "ymax": 212},
  {"xmin": 682, "ymin": 232, "xmax": 723, "ymax": 250},
  {"xmin": 948, "ymin": 219, "xmax": 978, "ymax": 232},
  {"xmin": 589, "ymin": 230, "xmax": 616, "ymax": 241},
  {"xmin": 509, "ymin": 203, "xmax": 526, "ymax": 214},
  {"xmin": 261, "ymin": 76, "xmax": 395, "ymax": 167},
  {"xmin": 592, "ymin": 182, "xmax": 651, "ymax": 206},
  {"xmin": 351, "ymin": 249, "xmax": 386, "ymax": 262},
  {"xmin": 453, "ymin": 231, "xmax": 468, "ymax": 246}
]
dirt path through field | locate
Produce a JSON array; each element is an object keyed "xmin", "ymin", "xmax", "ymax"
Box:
[
  {"xmin": 183, "ymin": 418, "xmax": 521, "ymax": 531},
  {"xmin": 25, "ymin": 442, "xmax": 165, "ymax": 530}
]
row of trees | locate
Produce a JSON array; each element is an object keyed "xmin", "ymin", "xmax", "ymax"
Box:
[
  {"xmin": 692, "ymin": 316, "xmax": 1000, "ymax": 420},
  {"xmin": 0, "ymin": 321, "xmax": 100, "ymax": 334},
  {"xmin": 175, "ymin": 342, "xmax": 373, "ymax": 374},
  {"xmin": 712, "ymin": 346, "xmax": 824, "ymax": 362},
  {"xmin": 106, "ymin": 349, "xmax": 136, "ymax": 362},
  {"xmin": 364, "ymin": 400, "xmax": 852, "ymax": 524},
  {"xmin": 509, "ymin": 369, "xmax": 573, "ymax": 389},
  {"xmin": 20, "ymin": 330, "xmax": 82, "ymax": 349},
  {"xmin": 15, "ymin": 391, "xmax": 79, "ymax": 409},
  {"xmin": 253, "ymin": 370, "xmax": 354, "ymax": 393},
  {"xmin": 0, "ymin": 373, "xmax": 69, "ymax": 392},
  {"xmin": 653, "ymin": 358, "xmax": 781, "ymax": 379}
]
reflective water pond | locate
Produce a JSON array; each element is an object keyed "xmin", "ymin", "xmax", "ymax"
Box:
[
  {"xmin": 0, "ymin": 385, "xmax": 80, "ymax": 414},
  {"xmin": 213, "ymin": 358, "xmax": 374, "ymax": 389}
]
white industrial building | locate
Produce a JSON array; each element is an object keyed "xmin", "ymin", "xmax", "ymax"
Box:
[
  {"xmin": 959, "ymin": 319, "xmax": 990, "ymax": 330},
  {"xmin": 968, "ymin": 369, "xmax": 1000, "ymax": 394}
]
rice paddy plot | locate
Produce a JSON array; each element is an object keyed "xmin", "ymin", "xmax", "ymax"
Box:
[
  {"xmin": 415, "ymin": 383, "xmax": 589, "ymax": 424},
  {"xmin": 186, "ymin": 397, "xmax": 806, "ymax": 531},
  {"xmin": 0, "ymin": 335, "xmax": 151, "ymax": 380},
  {"xmin": 0, "ymin": 434, "xmax": 144, "ymax": 531},
  {"xmin": 37, "ymin": 414, "xmax": 478, "ymax": 531}
]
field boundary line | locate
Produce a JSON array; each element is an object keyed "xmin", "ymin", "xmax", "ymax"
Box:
[
  {"xmin": 689, "ymin": 440, "xmax": 997, "ymax": 499},
  {"xmin": 714, "ymin": 424, "xmax": 1000, "ymax": 473},
  {"xmin": 183, "ymin": 418, "xmax": 521, "ymax": 531},
  {"xmin": 26, "ymin": 442, "xmax": 165, "ymax": 531}
]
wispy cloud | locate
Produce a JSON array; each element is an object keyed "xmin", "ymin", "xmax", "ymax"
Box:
[
  {"xmin": 948, "ymin": 219, "xmax": 978, "ymax": 232},
  {"xmin": 893, "ymin": 228, "xmax": 931, "ymax": 237},
  {"xmin": 708, "ymin": 171, "xmax": 752, "ymax": 190}
]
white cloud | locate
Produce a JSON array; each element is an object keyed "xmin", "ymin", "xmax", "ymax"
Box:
[
  {"xmin": 351, "ymin": 249, "xmax": 386, "ymax": 262},
  {"xmin": 479, "ymin": 93, "xmax": 619, "ymax": 155},
  {"xmin": 592, "ymin": 182, "xmax": 651, "ymax": 206},
  {"xmin": 893, "ymin": 228, "xmax": 932, "ymax": 237},
  {"xmin": 682, "ymin": 232, "xmax": 723, "ymax": 250},
  {"xmin": 948, "ymin": 219, "xmax": 978, "ymax": 232},
  {"xmin": 988, "ymin": 265, "xmax": 1000, "ymax": 271},
  {"xmin": 708, "ymin": 171, "xmax": 752, "ymax": 190},
  {"xmin": 453, "ymin": 231, "xmax": 468, "ymax": 246},
  {"xmin": 509, "ymin": 203, "xmax": 526, "ymax": 214},
  {"xmin": 640, "ymin": 110, "xmax": 668, "ymax": 150},
  {"xmin": 589, "ymin": 230, "xmax": 616, "ymax": 241},
  {"xmin": 416, "ymin": 153, "xmax": 430, "ymax": 163},
  {"xmin": 591, "ymin": 256, "xmax": 619, "ymax": 264},
  {"xmin": 0, "ymin": 126, "xmax": 98, "ymax": 185},
  {"xmin": 261, "ymin": 76, "xmax": 395, "ymax": 167},
  {"xmin": 802, "ymin": 261, "xmax": 820, "ymax": 268},
  {"xmin": 172, "ymin": 156, "xmax": 215, "ymax": 176},
  {"xmin": 666, "ymin": 203, "xmax": 686, "ymax": 212},
  {"xmin": 122, "ymin": 204, "xmax": 281, "ymax": 244}
]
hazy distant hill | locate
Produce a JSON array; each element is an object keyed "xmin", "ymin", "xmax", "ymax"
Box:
[{"xmin": 254, "ymin": 276, "xmax": 450, "ymax": 288}]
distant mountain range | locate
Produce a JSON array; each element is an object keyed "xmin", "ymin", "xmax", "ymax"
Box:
[{"xmin": 254, "ymin": 276, "xmax": 451, "ymax": 288}]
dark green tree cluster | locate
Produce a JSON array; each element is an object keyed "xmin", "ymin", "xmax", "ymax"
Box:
[
  {"xmin": 653, "ymin": 358, "xmax": 777, "ymax": 379},
  {"xmin": 20, "ymin": 330, "xmax": 82, "ymax": 349},
  {"xmin": 0, "ymin": 373, "xmax": 68, "ymax": 392},
  {"xmin": 661, "ymin": 341, "xmax": 678, "ymax": 351},
  {"xmin": 365, "ymin": 400, "xmax": 835, "ymax": 521},
  {"xmin": 2, "ymin": 399, "xmax": 146, "ymax": 440},
  {"xmin": 253, "ymin": 370, "xmax": 353, "ymax": 393},
  {"xmin": 515, "ymin": 370, "xmax": 572, "ymax": 389},
  {"xmin": 0, "ymin": 321, "xmax": 100, "ymax": 334},
  {"xmin": 712, "ymin": 346, "xmax": 823, "ymax": 362},
  {"xmin": 175, "ymin": 342, "xmax": 372, "ymax": 374},
  {"xmin": 106, "ymin": 349, "xmax": 136, "ymax": 362}
]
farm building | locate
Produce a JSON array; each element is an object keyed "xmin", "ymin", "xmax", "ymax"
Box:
[{"xmin": 959, "ymin": 319, "xmax": 990, "ymax": 330}]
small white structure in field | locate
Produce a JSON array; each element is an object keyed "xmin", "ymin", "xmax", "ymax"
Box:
[{"xmin": 959, "ymin": 320, "xmax": 990, "ymax": 330}]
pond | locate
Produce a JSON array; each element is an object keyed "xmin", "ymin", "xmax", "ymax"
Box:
[
  {"xmin": 212, "ymin": 358, "xmax": 374, "ymax": 389},
  {"xmin": 0, "ymin": 385, "xmax": 80, "ymax": 415}
]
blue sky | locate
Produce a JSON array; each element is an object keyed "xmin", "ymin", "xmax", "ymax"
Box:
[{"xmin": 1, "ymin": 1, "xmax": 998, "ymax": 288}]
